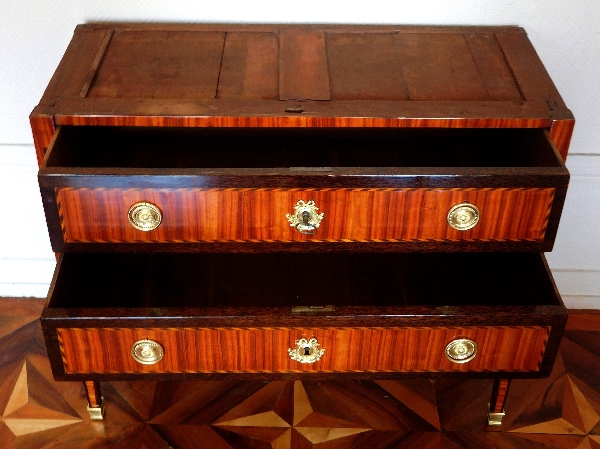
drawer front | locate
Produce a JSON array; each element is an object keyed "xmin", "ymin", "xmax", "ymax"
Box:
[
  {"xmin": 57, "ymin": 326, "xmax": 550, "ymax": 374},
  {"xmin": 56, "ymin": 187, "xmax": 555, "ymax": 243}
]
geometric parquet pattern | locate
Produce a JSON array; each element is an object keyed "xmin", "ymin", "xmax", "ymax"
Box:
[{"xmin": 1, "ymin": 299, "xmax": 599, "ymax": 449}]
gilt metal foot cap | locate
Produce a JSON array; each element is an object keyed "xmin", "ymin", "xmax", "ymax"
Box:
[
  {"xmin": 487, "ymin": 403, "xmax": 505, "ymax": 426},
  {"xmin": 87, "ymin": 397, "xmax": 105, "ymax": 421}
]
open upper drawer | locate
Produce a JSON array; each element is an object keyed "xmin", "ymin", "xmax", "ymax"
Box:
[
  {"xmin": 39, "ymin": 126, "xmax": 569, "ymax": 252},
  {"xmin": 41, "ymin": 252, "xmax": 566, "ymax": 380},
  {"xmin": 30, "ymin": 24, "xmax": 575, "ymax": 165}
]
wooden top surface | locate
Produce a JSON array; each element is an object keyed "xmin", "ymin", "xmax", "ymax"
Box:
[{"xmin": 33, "ymin": 23, "xmax": 572, "ymax": 128}]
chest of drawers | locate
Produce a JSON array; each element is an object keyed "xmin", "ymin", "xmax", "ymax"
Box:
[{"xmin": 31, "ymin": 23, "xmax": 574, "ymax": 425}]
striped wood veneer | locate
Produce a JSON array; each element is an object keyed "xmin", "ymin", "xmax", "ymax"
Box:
[
  {"xmin": 57, "ymin": 326, "xmax": 550, "ymax": 374},
  {"xmin": 56, "ymin": 187, "xmax": 555, "ymax": 243}
]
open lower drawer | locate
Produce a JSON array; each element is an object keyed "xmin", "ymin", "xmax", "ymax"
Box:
[
  {"xmin": 39, "ymin": 126, "xmax": 569, "ymax": 252},
  {"xmin": 41, "ymin": 252, "xmax": 567, "ymax": 380}
]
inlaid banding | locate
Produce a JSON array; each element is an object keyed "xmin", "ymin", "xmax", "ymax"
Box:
[
  {"xmin": 56, "ymin": 187, "xmax": 555, "ymax": 244},
  {"xmin": 57, "ymin": 326, "xmax": 550, "ymax": 374}
]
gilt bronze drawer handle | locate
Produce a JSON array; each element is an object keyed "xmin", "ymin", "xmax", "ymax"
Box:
[
  {"xmin": 445, "ymin": 338, "xmax": 478, "ymax": 363},
  {"xmin": 288, "ymin": 337, "xmax": 325, "ymax": 364},
  {"xmin": 128, "ymin": 202, "xmax": 162, "ymax": 231},
  {"xmin": 286, "ymin": 200, "xmax": 324, "ymax": 234},
  {"xmin": 131, "ymin": 339, "xmax": 164, "ymax": 364},
  {"xmin": 447, "ymin": 202, "xmax": 480, "ymax": 231}
]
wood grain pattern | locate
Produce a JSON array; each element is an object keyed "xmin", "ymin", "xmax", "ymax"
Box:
[
  {"xmin": 495, "ymin": 31, "xmax": 566, "ymax": 106},
  {"xmin": 5, "ymin": 300, "xmax": 598, "ymax": 448},
  {"xmin": 22, "ymin": 23, "xmax": 578, "ymax": 444},
  {"xmin": 54, "ymin": 101, "xmax": 554, "ymax": 129},
  {"xmin": 57, "ymin": 187, "xmax": 243, "ymax": 243},
  {"xmin": 326, "ymin": 33, "xmax": 409, "ymax": 100},
  {"xmin": 279, "ymin": 29, "xmax": 330, "ymax": 100},
  {"xmin": 242, "ymin": 187, "xmax": 555, "ymax": 242},
  {"xmin": 393, "ymin": 33, "xmax": 489, "ymax": 101},
  {"xmin": 55, "ymin": 187, "xmax": 555, "ymax": 244},
  {"xmin": 57, "ymin": 326, "xmax": 550, "ymax": 375},
  {"xmin": 31, "ymin": 24, "xmax": 570, "ymax": 134},
  {"xmin": 549, "ymin": 118, "xmax": 576, "ymax": 161},
  {"xmin": 29, "ymin": 113, "xmax": 55, "ymax": 165},
  {"xmin": 40, "ymin": 252, "xmax": 567, "ymax": 383},
  {"xmin": 36, "ymin": 26, "xmax": 108, "ymax": 106},
  {"xmin": 87, "ymin": 30, "xmax": 225, "ymax": 99},
  {"xmin": 83, "ymin": 380, "xmax": 101, "ymax": 407},
  {"xmin": 78, "ymin": 23, "xmax": 532, "ymax": 33},
  {"xmin": 565, "ymin": 310, "xmax": 600, "ymax": 331},
  {"xmin": 78, "ymin": 30, "xmax": 114, "ymax": 98},
  {"xmin": 41, "ymin": 252, "xmax": 565, "ymax": 314},
  {"xmin": 35, "ymin": 25, "xmax": 564, "ymax": 126},
  {"xmin": 490, "ymin": 378, "xmax": 511, "ymax": 413},
  {"xmin": 1, "ymin": 361, "xmax": 82, "ymax": 437},
  {"xmin": 464, "ymin": 33, "xmax": 522, "ymax": 101},
  {"xmin": 217, "ymin": 32, "xmax": 279, "ymax": 100}
]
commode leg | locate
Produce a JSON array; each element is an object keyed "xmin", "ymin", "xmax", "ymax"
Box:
[
  {"xmin": 84, "ymin": 380, "xmax": 105, "ymax": 420},
  {"xmin": 488, "ymin": 378, "xmax": 510, "ymax": 425}
]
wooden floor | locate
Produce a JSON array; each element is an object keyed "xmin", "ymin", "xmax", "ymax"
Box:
[{"xmin": 1, "ymin": 299, "xmax": 599, "ymax": 448}]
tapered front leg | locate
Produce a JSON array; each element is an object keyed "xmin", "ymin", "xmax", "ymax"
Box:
[
  {"xmin": 488, "ymin": 378, "xmax": 510, "ymax": 425},
  {"xmin": 84, "ymin": 381, "xmax": 105, "ymax": 420}
]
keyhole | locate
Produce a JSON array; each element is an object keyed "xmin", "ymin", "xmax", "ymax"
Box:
[
  {"xmin": 304, "ymin": 346, "xmax": 311, "ymax": 356},
  {"xmin": 302, "ymin": 211, "xmax": 310, "ymax": 224}
]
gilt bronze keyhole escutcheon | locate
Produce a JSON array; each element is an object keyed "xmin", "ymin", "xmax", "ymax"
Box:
[
  {"xmin": 288, "ymin": 337, "xmax": 325, "ymax": 364},
  {"xmin": 286, "ymin": 200, "xmax": 324, "ymax": 234}
]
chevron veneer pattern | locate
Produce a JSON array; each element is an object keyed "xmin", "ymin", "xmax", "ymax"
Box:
[
  {"xmin": 56, "ymin": 326, "xmax": 550, "ymax": 375},
  {"xmin": 56, "ymin": 187, "xmax": 555, "ymax": 243}
]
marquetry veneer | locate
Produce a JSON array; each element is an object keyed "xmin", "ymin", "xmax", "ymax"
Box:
[
  {"xmin": 53, "ymin": 187, "xmax": 556, "ymax": 245},
  {"xmin": 42, "ymin": 252, "xmax": 565, "ymax": 381},
  {"xmin": 40, "ymin": 126, "xmax": 567, "ymax": 252},
  {"xmin": 32, "ymin": 23, "xmax": 574, "ymax": 424},
  {"xmin": 57, "ymin": 326, "xmax": 550, "ymax": 375}
]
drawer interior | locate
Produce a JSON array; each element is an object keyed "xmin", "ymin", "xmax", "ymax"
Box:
[
  {"xmin": 47, "ymin": 252, "xmax": 560, "ymax": 310},
  {"xmin": 45, "ymin": 126, "xmax": 562, "ymax": 169}
]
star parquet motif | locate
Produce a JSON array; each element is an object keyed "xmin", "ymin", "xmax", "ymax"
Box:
[
  {"xmin": 142, "ymin": 379, "xmax": 443, "ymax": 448},
  {"xmin": 212, "ymin": 381, "xmax": 384, "ymax": 448},
  {"xmin": 1, "ymin": 359, "xmax": 82, "ymax": 437},
  {"xmin": 436, "ymin": 314, "xmax": 600, "ymax": 449},
  {"xmin": 2, "ymin": 298, "xmax": 600, "ymax": 448}
]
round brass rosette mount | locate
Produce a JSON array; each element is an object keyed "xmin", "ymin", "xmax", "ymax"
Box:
[
  {"xmin": 447, "ymin": 202, "xmax": 480, "ymax": 231},
  {"xmin": 286, "ymin": 200, "xmax": 324, "ymax": 235},
  {"xmin": 128, "ymin": 202, "xmax": 162, "ymax": 231},
  {"xmin": 131, "ymin": 339, "xmax": 164, "ymax": 365},
  {"xmin": 288, "ymin": 337, "xmax": 325, "ymax": 364},
  {"xmin": 445, "ymin": 338, "xmax": 478, "ymax": 364}
]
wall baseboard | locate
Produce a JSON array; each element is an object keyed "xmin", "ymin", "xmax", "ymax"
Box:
[
  {"xmin": 551, "ymin": 269, "xmax": 600, "ymax": 296},
  {"xmin": 562, "ymin": 296, "xmax": 600, "ymax": 309},
  {"xmin": 0, "ymin": 258, "xmax": 56, "ymax": 298}
]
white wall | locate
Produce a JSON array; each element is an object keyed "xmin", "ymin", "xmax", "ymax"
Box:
[{"xmin": 1, "ymin": 1, "xmax": 599, "ymax": 307}]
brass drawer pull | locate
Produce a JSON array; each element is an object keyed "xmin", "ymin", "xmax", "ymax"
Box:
[
  {"xmin": 288, "ymin": 337, "xmax": 325, "ymax": 364},
  {"xmin": 286, "ymin": 200, "xmax": 324, "ymax": 234},
  {"xmin": 445, "ymin": 338, "xmax": 478, "ymax": 363},
  {"xmin": 128, "ymin": 202, "xmax": 162, "ymax": 231},
  {"xmin": 447, "ymin": 202, "xmax": 480, "ymax": 231},
  {"xmin": 131, "ymin": 339, "xmax": 164, "ymax": 364}
]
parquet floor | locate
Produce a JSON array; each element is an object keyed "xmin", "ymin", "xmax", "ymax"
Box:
[{"xmin": 1, "ymin": 299, "xmax": 599, "ymax": 449}]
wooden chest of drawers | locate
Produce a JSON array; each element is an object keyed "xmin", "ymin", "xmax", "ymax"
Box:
[{"xmin": 31, "ymin": 23, "xmax": 574, "ymax": 425}]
